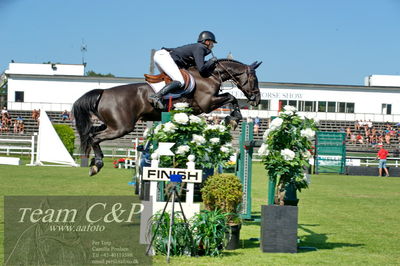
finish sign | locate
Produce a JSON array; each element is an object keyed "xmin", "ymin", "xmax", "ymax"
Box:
[{"xmin": 142, "ymin": 167, "xmax": 203, "ymax": 183}]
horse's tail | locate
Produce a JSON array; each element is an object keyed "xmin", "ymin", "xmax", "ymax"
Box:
[{"xmin": 72, "ymin": 89, "xmax": 104, "ymax": 156}]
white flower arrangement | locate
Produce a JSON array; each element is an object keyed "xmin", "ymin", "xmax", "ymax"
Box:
[
  {"xmin": 258, "ymin": 143, "xmax": 269, "ymax": 156},
  {"xmin": 163, "ymin": 121, "xmax": 177, "ymax": 133},
  {"xmin": 210, "ymin": 137, "xmax": 220, "ymax": 144},
  {"xmin": 174, "ymin": 102, "xmax": 189, "ymax": 110},
  {"xmin": 189, "ymin": 115, "xmax": 202, "ymax": 124},
  {"xmin": 192, "ymin": 134, "xmax": 206, "ymax": 145},
  {"xmin": 280, "ymin": 148, "xmax": 295, "ymax": 161},
  {"xmin": 173, "ymin": 113, "xmax": 189, "ymax": 125},
  {"xmin": 283, "ymin": 105, "xmax": 296, "ymax": 112},
  {"xmin": 145, "ymin": 105, "xmax": 234, "ymax": 169},
  {"xmin": 176, "ymin": 145, "xmax": 190, "ymax": 154},
  {"xmin": 269, "ymin": 117, "xmax": 283, "ymax": 130},
  {"xmin": 260, "ymin": 106, "xmax": 318, "ymax": 204},
  {"xmin": 300, "ymin": 128, "xmax": 315, "ymax": 140}
]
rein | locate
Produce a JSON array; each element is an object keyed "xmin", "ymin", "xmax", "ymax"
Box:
[{"xmin": 211, "ymin": 55, "xmax": 251, "ymax": 89}]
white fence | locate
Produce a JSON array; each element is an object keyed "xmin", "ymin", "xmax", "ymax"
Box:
[{"xmin": 0, "ymin": 136, "xmax": 36, "ymax": 165}]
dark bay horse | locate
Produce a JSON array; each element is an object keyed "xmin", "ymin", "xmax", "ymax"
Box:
[{"xmin": 72, "ymin": 59, "xmax": 262, "ymax": 176}]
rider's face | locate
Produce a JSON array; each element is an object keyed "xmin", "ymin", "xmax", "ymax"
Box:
[{"xmin": 205, "ymin": 40, "xmax": 215, "ymax": 50}]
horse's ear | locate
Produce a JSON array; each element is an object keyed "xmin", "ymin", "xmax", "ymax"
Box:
[{"xmin": 253, "ymin": 61, "xmax": 262, "ymax": 69}]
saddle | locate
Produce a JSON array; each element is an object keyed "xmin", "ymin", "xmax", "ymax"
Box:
[{"xmin": 144, "ymin": 69, "xmax": 191, "ymax": 90}]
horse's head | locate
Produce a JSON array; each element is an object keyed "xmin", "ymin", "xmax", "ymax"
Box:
[{"xmin": 215, "ymin": 59, "xmax": 262, "ymax": 107}]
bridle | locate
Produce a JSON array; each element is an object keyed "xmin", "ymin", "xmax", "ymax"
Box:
[{"xmin": 212, "ymin": 58, "xmax": 252, "ymax": 90}]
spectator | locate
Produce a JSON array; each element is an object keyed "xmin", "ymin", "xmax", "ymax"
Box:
[
  {"xmin": 350, "ymin": 133, "xmax": 357, "ymax": 144},
  {"xmin": 18, "ymin": 121, "xmax": 25, "ymax": 134},
  {"xmin": 376, "ymin": 145, "xmax": 389, "ymax": 177},
  {"xmin": 32, "ymin": 109, "xmax": 40, "ymax": 124},
  {"xmin": 254, "ymin": 116, "xmax": 260, "ymax": 135},
  {"xmin": 385, "ymin": 132, "xmax": 391, "ymax": 144},
  {"xmin": 13, "ymin": 120, "xmax": 18, "ymax": 133},
  {"xmin": 356, "ymin": 133, "xmax": 364, "ymax": 144},
  {"xmin": 346, "ymin": 127, "xmax": 351, "ymax": 138},
  {"xmin": 61, "ymin": 110, "xmax": 70, "ymax": 121},
  {"xmin": 1, "ymin": 106, "xmax": 8, "ymax": 115},
  {"xmin": 355, "ymin": 120, "xmax": 360, "ymax": 130},
  {"xmin": 367, "ymin": 119, "xmax": 373, "ymax": 129}
]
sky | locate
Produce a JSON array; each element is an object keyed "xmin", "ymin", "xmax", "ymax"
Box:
[{"xmin": 1, "ymin": 0, "xmax": 400, "ymax": 85}]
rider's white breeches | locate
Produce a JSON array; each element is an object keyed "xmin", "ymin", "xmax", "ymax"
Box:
[{"xmin": 154, "ymin": 49, "xmax": 184, "ymax": 85}]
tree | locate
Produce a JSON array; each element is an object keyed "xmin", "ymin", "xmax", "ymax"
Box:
[{"xmin": 85, "ymin": 70, "xmax": 115, "ymax": 77}]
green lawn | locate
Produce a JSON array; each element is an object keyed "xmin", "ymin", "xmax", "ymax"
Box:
[{"xmin": 1, "ymin": 160, "xmax": 399, "ymax": 265}]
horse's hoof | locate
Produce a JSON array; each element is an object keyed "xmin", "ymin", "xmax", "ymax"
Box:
[{"xmin": 89, "ymin": 165, "xmax": 98, "ymax": 176}]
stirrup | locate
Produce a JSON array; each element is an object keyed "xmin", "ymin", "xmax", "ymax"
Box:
[{"xmin": 149, "ymin": 96, "xmax": 164, "ymax": 109}]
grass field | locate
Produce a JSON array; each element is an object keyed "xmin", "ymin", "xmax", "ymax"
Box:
[{"xmin": 1, "ymin": 159, "xmax": 399, "ymax": 265}]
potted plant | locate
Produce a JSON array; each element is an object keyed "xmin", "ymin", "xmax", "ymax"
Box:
[
  {"xmin": 201, "ymin": 173, "xmax": 243, "ymax": 250},
  {"xmin": 258, "ymin": 105, "xmax": 317, "ymax": 253}
]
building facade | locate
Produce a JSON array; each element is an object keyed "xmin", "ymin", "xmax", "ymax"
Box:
[{"xmin": 5, "ymin": 63, "xmax": 400, "ymax": 122}]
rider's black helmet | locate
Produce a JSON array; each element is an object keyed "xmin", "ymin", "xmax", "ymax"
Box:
[{"xmin": 198, "ymin": 31, "xmax": 217, "ymax": 43}]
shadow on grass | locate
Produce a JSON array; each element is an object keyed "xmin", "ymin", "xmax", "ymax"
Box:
[{"xmin": 298, "ymin": 224, "xmax": 364, "ymax": 252}]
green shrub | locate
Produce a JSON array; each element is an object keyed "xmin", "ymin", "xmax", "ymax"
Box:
[
  {"xmin": 149, "ymin": 211, "xmax": 194, "ymax": 256},
  {"xmin": 201, "ymin": 174, "xmax": 243, "ymax": 224},
  {"xmin": 190, "ymin": 209, "xmax": 228, "ymax": 256},
  {"xmin": 148, "ymin": 209, "xmax": 228, "ymax": 257},
  {"xmin": 53, "ymin": 124, "xmax": 75, "ymax": 156}
]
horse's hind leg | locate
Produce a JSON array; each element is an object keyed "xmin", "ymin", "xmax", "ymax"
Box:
[
  {"xmin": 89, "ymin": 143, "xmax": 104, "ymax": 176},
  {"xmin": 88, "ymin": 127, "xmax": 132, "ymax": 176}
]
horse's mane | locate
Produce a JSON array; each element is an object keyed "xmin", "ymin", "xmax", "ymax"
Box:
[{"xmin": 217, "ymin": 58, "xmax": 245, "ymax": 66}]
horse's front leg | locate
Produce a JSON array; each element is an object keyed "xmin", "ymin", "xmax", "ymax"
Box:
[{"xmin": 208, "ymin": 93, "xmax": 243, "ymax": 129}]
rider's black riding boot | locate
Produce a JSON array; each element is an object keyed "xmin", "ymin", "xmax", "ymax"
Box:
[{"xmin": 148, "ymin": 80, "xmax": 182, "ymax": 109}]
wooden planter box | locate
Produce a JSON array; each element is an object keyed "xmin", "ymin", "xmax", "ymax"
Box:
[{"xmin": 260, "ymin": 205, "xmax": 298, "ymax": 253}]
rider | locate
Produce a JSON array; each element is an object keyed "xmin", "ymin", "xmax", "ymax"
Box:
[{"xmin": 148, "ymin": 31, "xmax": 218, "ymax": 109}]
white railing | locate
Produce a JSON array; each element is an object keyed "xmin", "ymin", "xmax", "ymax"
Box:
[
  {"xmin": 348, "ymin": 156, "xmax": 400, "ymax": 167},
  {"xmin": 8, "ymin": 101, "xmax": 73, "ymax": 112},
  {"xmin": 0, "ymin": 135, "xmax": 36, "ymax": 165},
  {"xmin": 242, "ymin": 109, "xmax": 400, "ymax": 122}
]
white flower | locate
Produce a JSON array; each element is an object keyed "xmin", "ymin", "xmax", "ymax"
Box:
[
  {"xmin": 176, "ymin": 145, "xmax": 190, "ymax": 154},
  {"xmin": 143, "ymin": 128, "xmax": 150, "ymax": 138},
  {"xmin": 205, "ymin": 124, "xmax": 217, "ymax": 131},
  {"xmin": 163, "ymin": 122, "xmax": 177, "ymax": 133},
  {"xmin": 263, "ymin": 129, "xmax": 271, "ymax": 141},
  {"xmin": 283, "ymin": 110, "xmax": 294, "ymax": 116},
  {"xmin": 154, "ymin": 124, "xmax": 162, "ymax": 134},
  {"xmin": 300, "ymin": 128, "xmax": 315, "ymax": 140},
  {"xmin": 192, "ymin": 134, "xmax": 206, "ymax": 145},
  {"xmin": 174, "ymin": 102, "xmax": 189, "ymax": 110},
  {"xmin": 174, "ymin": 113, "xmax": 189, "ymax": 125},
  {"xmin": 269, "ymin": 117, "xmax": 283, "ymax": 130},
  {"xmin": 220, "ymin": 146, "xmax": 230, "ymax": 153},
  {"xmin": 281, "ymin": 149, "xmax": 295, "ymax": 161},
  {"xmin": 188, "ymin": 154, "xmax": 195, "ymax": 162},
  {"xmin": 217, "ymin": 125, "xmax": 227, "ymax": 132},
  {"xmin": 302, "ymin": 150, "xmax": 312, "ymax": 159},
  {"xmin": 189, "ymin": 115, "xmax": 202, "ymax": 124},
  {"xmin": 210, "ymin": 138, "xmax": 220, "ymax": 144},
  {"xmin": 258, "ymin": 143, "xmax": 270, "ymax": 156},
  {"xmin": 283, "ymin": 105, "xmax": 297, "ymax": 112}
]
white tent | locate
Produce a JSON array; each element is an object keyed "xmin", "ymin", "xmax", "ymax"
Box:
[{"xmin": 36, "ymin": 110, "xmax": 78, "ymax": 166}]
